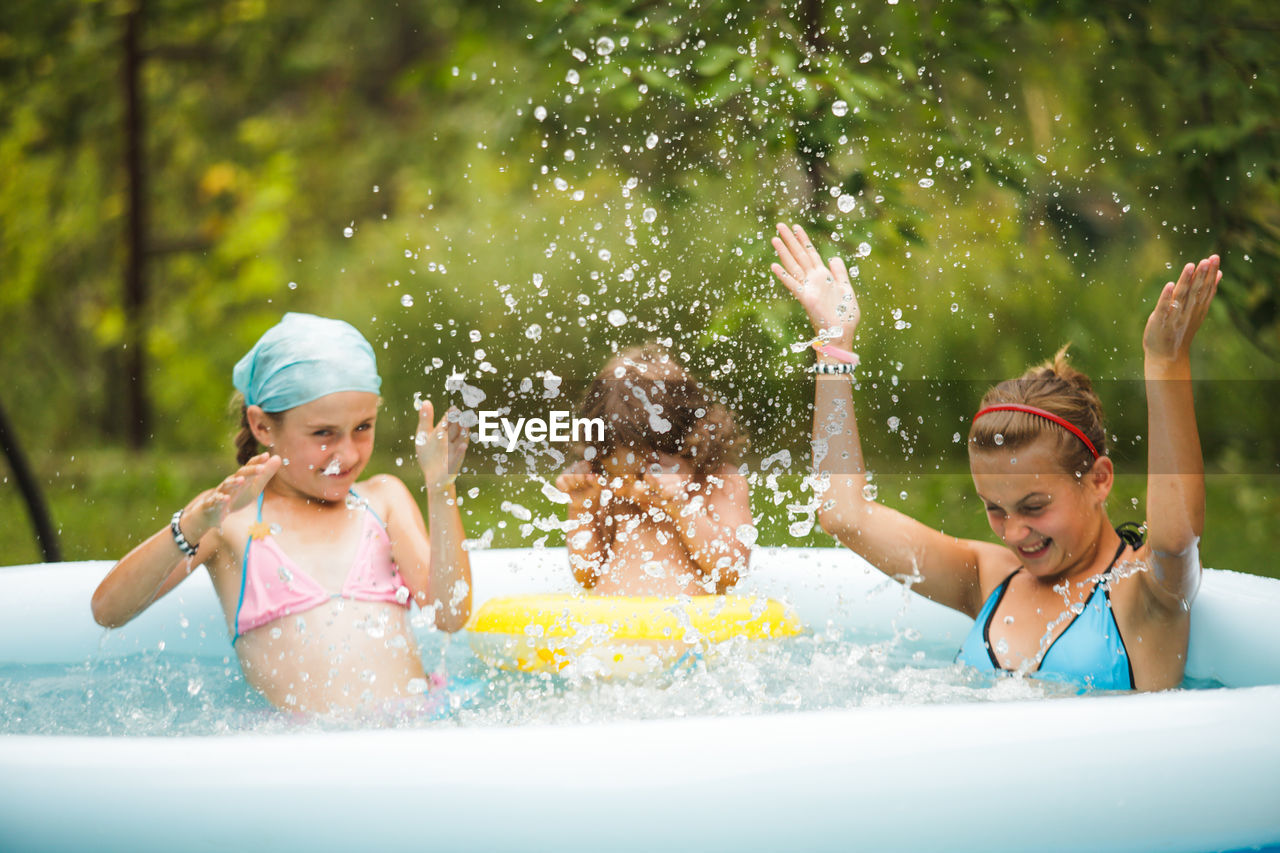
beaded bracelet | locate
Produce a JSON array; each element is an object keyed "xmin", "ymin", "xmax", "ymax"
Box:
[
  {"xmin": 808, "ymin": 361, "xmax": 857, "ymax": 375},
  {"xmin": 170, "ymin": 509, "xmax": 198, "ymax": 557}
]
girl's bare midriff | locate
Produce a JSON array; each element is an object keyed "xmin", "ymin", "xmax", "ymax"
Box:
[{"xmin": 232, "ymin": 601, "xmax": 426, "ymax": 712}]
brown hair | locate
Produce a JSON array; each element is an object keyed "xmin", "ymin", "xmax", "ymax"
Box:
[
  {"xmin": 577, "ymin": 343, "xmax": 747, "ymax": 479},
  {"xmin": 230, "ymin": 393, "xmax": 280, "ymax": 465},
  {"xmin": 968, "ymin": 345, "xmax": 1106, "ymax": 477}
]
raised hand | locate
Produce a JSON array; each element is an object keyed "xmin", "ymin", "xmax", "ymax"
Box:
[
  {"xmin": 770, "ymin": 222, "xmax": 859, "ymax": 343},
  {"xmin": 556, "ymin": 460, "xmax": 604, "ymax": 506},
  {"xmin": 618, "ymin": 454, "xmax": 695, "ymax": 516},
  {"xmin": 186, "ymin": 452, "xmax": 282, "ymax": 541},
  {"xmin": 415, "ymin": 399, "xmax": 468, "ymax": 490},
  {"xmin": 1143, "ymin": 255, "xmax": 1220, "ymax": 363}
]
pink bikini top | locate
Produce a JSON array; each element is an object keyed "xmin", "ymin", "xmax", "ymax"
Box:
[{"xmin": 232, "ymin": 491, "xmax": 409, "ymax": 641}]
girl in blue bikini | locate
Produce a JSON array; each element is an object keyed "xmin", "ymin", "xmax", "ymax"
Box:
[
  {"xmin": 772, "ymin": 223, "xmax": 1219, "ymax": 691},
  {"xmin": 92, "ymin": 313, "xmax": 472, "ymax": 713}
]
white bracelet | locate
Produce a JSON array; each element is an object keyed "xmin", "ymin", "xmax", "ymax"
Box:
[
  {"xmin": 170, "ymin": 509, "xmax": 198, "ymax": 556},
  {"xmin": 807, "ymin": 361, "xmax": 856, "ymax": 375}
]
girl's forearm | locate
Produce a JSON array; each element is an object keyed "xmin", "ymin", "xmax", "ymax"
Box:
[
  {"xmin": 1144, "ymin": 356, "xmax": 1206, "ymax": 560},
  {"xmin": 673, "ymin": 513, "xmax": 747, "ymax": 591},
  {"xmin": 812, "ymin": 364, "xmax": 874, "ymax": 534},
  {"xmin": 91, "ymin": 511, "xmax": 205, "ymax": 627},
  {"xmin": 565, "ymin": 500, "xmax": 606, "ymax": 588},
  {"xmin": 425, "ymin": 483, "xmax": 472, "ymax": 631}
]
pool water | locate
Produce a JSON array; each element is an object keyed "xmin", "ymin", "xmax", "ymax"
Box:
[{"xmin": 1, "ymin": 625, "xmax": 1138, "ymax": 737}]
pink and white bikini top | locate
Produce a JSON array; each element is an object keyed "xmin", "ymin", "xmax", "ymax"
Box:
[{"xmin": 232, "ymin": 490, "xmax": 409, "ymax": 641}]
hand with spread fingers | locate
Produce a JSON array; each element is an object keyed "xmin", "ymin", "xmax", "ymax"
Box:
[
  {"xmin": 556, "ymin": 460, "xmax": 606, "ymax": 506},
  {"xmin": 187, "ymin": 452, "xmax": 283, "ymax": 544},
  {"xmin": 415, "ymin": 400, "xmax": 469, "ymax": 491},
  {"xmin": 1143, "ymin": 255, "xmax": 1221, "ymax": 364},
  {"xmin": 770, "ymin": 222, "xmax": 860, "ymax": 344}
]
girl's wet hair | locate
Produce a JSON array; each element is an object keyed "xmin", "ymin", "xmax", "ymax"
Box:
[
  {"xmin": 968, "ymin": 345, "xmax": 1106, "ymax": 477},
  {"xmin": 577, "ymin": 343, "xmax": 746, "ymax": 478}
]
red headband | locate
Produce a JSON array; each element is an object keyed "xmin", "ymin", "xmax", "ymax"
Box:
[{"xmin": 971, "ymin": 404, "xmax": 1100, "ymax": 460}]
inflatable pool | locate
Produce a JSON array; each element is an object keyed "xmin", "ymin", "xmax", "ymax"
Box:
[{"xmin": 2, "ymin": 547, "xmax": 1279, "ymax": 853}]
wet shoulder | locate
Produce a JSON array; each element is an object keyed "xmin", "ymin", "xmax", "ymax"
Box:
[
  {"xmin": 971, "ymin": 540, "xmax": 1022, "ymax": 603},
  {"xmin": 354, "ymin": 473, "xmax": 413, "ymax": 520}
]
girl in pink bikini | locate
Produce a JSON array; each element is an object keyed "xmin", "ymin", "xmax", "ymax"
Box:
[{"xmin": 92, "ymin": 313, "xmax": 471, "ymax": 713}]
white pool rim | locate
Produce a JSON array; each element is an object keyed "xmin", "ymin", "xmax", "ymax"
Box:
[{"xmin": 2, "ymin": 547, "xmax": 1278, "ymax": 853}]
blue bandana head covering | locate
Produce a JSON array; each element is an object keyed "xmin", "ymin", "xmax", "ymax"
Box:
[{"xmin": 233, "ymin": 313, "xmax": 381, "ymax": 412}]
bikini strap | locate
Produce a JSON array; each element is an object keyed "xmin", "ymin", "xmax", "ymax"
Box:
[
  {"xmin": 1101, "ymin": 522, "xmax": 1144, "ymax": 579},
  {"xmin": 349, "ymin": 487, "xmax": 389, "ymax": 529},
  {"xmin": 255, "ymin": 490, "xmax": 266, "ymax": 521},
  {"xmin": 1116, "ymin": 521, "xmax": 1145, "ymax": 550}
]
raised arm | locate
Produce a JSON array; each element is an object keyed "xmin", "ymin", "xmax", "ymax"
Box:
[
  {"xmin": 91, "ymin": 453, "xmax": 280, "ymax": 627},
  {"xmin": 556, "ymin": 462, "xmax": 609, "ymax": 589},
  {"xmin": 621, "ymin": 458, "xmax": 751, "ymax": 594},
  {"xmin": 385, "ymin": 400, "xmax": 472, "ymax": 632},
  {"xmin": 1140, "ymin": 254, "xmax": 1219, "ymax": 607},
  {"xmin": 771, "ymin": 223, "xmax": 995, "ymax": 616}
]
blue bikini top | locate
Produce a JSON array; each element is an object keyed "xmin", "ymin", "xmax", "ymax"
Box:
[{"xmin": 956, "ymin": 524, "xmax": 1144, "ymax": 691}]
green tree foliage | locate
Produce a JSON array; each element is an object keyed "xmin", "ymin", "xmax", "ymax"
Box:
[{"xmin": 0, "ymin": 0, "xmax": 1276, "ymax": 564}]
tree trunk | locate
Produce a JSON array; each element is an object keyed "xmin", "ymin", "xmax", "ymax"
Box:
[{"xmin": 123, "ymin": 1, "xmax": 150, "ymax": 448}]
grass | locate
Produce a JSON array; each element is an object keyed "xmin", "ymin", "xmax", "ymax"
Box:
[{"xmin": 2, "ymin": 447, "xmax": 1276, "ymax": 580}]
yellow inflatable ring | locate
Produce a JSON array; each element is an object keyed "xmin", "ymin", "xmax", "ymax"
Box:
[{"xmin": 467, "ymin": 594, "xmax": 804, "ymax": 677}]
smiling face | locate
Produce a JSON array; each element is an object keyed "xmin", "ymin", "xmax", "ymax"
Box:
[
  {"xmin": 969, "ymin": 435, "xmax": 1114, "ymax": 582},
  {"xmin": 249, "ymin": 391, "xmax": 380, "ymax": 503}
]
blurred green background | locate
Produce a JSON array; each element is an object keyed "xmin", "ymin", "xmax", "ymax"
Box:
[{"xmin": 2, "ymin": 0, "xmax": 1276, "ymax": 575}]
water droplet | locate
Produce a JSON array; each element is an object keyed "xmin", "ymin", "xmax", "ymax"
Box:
[
  {"xmin": 400, "ymin": 294, "xmax": 414, "ymax": 307},
  {"xmin": 564, "ymin": 149, "xmax": 576, "ymax": 161},
  {"xmin": 566, "ymin": 69, "xmax": 580, "ymax": 85},
  {"xmin": 950, "ymin": 302, "xmax": 959, "ymax": 313},
  {"xmin": 735, "ymin": 524, "xmax": 758, "ymax": 547},
  {"xmin": 607, "ymin": 309, "xmax": 628, "ymax": 327},
  {"xmin": 553, "ymin": 177, "xmax": 568, "ymax": 191},
  {"xmin": 395, "ymin": 585, "xmax": 410, "ymax": 605},
  {"xmin": 837, "ymin": 194, "xmax": 856, "ymax": 213},
  {"xmin": 862, "ymin": 483, "xmax": 879, "ymax": 500},
  {"xmin": 534, "ymin": 105, "xmax": 547, "ymax": 121},
  {"xmin": 343, "ymin": 226, "xmax": 354, "ymax": 238},
  {"xmin": 993, "ymin": 433, "xmax": 1004, "ymax": 446},
  {"xmin": 887, "ymin": 416, "xmax": 901, "ymax": 432},
  {"xmin": 597, "ymin": 248, "xmax": 611, "ymax": 261},
  {"xmin": 596, "ymin": 37, "xmax": 615, "ymax": 56},
  {"xmin": 918, "ymin": 177, "xmax": 934, "ymax": 188},
  {"xmin": 186, "ymin": 678, "xmax": 203, "ymax": 697},
  {"xmin": 469, "ymin": 330, "xmax": 482, "ymax": 342},
  {"xmin": 525, "ymin": 323, "xmax": 543, "ymax": 342},
  {"xmin": 856, "ymin": 242, "xmax": 872, "ymax": 257},
  {"xmin": 287, "ymin": 281, "xmax": 298, "ymax": 290},
  {"xmin": 788, "ymin": 519, "xmax": 813, "ymax": 537},
  {"xmin": 645, "ymin": 133, "xmax": 659, "ymax": 149},
  {"xmin": 831, "ymin": 99, "xmax": 848, "ymax": 117},
  {"xmin": 642, "ymin": 207, "xmax": 657, "ymax": 223},
  {"xmin": 899, "ymin": 491, "xmax": 908, "ymax": 501},
  {"xmin": 859, "ymin": 52, "xmax": 873, "ymax": 63}
]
